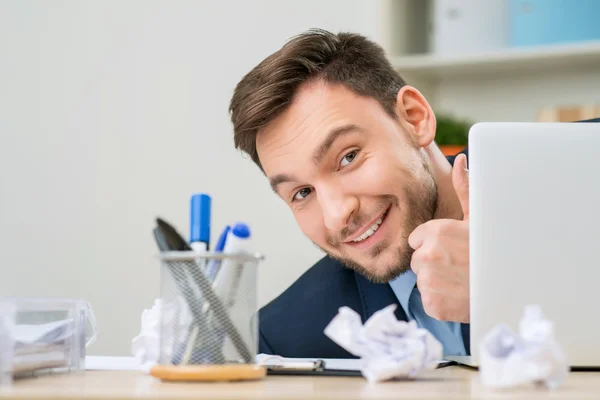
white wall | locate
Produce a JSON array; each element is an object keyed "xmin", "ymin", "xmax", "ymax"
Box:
[{"xmin": 0, "ymin": 0, "xmax": 381, "ymax": 356}]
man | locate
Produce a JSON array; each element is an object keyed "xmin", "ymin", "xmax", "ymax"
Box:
[{"xmin": 228, "ymin": 29, "xmax": 472, "ymax": 358}]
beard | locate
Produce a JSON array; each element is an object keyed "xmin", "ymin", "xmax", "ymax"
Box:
[{"xmin": 316, "ymin": 159, "xmax": 438, "ymax": 284}]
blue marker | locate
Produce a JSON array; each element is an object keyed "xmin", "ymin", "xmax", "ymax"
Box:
[
  {"xmin": 181, "ymin": 193, "xmax": 212, "ymax": 364},
  {"xmin": 190, "ymin": 193, "xmax": 211, "ymax": 252},
  {"xmin": 205, "ymin": 225, "xmax": 231, "ymax": 281}
]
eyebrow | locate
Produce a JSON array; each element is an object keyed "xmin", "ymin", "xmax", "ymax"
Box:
[
  {"xmin": 312, "ymin": 124, "xmax": 362, "ymax": 165},
  {"xmin": 268, "ymin": 124, "xmax": 362, "ymax": 194},
  {"xmin": 269, "ymin": 173, "xmax": 297, "ymax": 194}
]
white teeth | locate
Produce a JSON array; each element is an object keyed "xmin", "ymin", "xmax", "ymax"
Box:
[{"xmin": 353, "ymin": 213, "xmax": 386, "ymax": 242}]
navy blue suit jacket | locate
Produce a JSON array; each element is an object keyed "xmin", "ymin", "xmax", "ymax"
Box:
[{"xmin": 258, "ymin": 118, "xmax": 600, "ymax": 359}]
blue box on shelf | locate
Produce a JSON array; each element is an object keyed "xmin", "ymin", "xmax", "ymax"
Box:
[{"xmin": 509, "ymin": 0, "xmax": 600, "ymax": 47}]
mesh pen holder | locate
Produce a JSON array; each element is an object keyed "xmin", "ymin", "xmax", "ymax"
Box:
[{"xmin": 150, "ymin": 251, "xmax": 265, "ymax": 382}]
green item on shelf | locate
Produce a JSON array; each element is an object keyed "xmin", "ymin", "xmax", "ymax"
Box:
[{"xmin": 434, "ymin": 113, "xmax": 472, "ymax": 146}]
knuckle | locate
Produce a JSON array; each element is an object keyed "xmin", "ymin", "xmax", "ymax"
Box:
[
  {"xmin": 437, "ymin": 308, "xmax": 449, "ymax": 321},
  {"xmin": 436, "ymin": 220, "xmax": 454, "ymax": 236},
  {"xmin": 432, "ymin": 222, "xmax": 445, "ymax": 237},
  {"xmin": 419, "ymin": 248, "xmax": 443, "ymax": 265},
  {"xmin": 421, "ymin": 294, "xmax": 439, "ymax": 318},
  {"xmin": 417, "ymin": 269, "xmax": 434, "ymax": 288}
]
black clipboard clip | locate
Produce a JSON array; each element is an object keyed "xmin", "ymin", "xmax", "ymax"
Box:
[{"xmin": 263, "ymin": 359, "xmax": 325, "ymax": 373}]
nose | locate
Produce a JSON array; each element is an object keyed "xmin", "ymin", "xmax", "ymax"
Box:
[{"xmin": 317, "ymin": 182, "xmax": 358, "ymax": 232}]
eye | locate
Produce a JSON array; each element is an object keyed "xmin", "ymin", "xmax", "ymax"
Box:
[
  {"xmin": 340, "ymin": 150, "xmax": 359, "ymax": 168},
  {"xmin": 293, "ymin": 187, "xmax": 312, "ymax": 202}
]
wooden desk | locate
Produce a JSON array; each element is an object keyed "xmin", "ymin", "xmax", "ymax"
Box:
[{"xmin": 0, "ymin": 367, "xmax": 598, "ymax": 400}]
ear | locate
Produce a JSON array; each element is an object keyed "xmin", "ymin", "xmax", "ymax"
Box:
[{"xmin": 395, "ymin": 86, "xmax": 436, "ymax": 148}]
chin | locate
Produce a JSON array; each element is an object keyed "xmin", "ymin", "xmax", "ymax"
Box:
[
  {"xmin": 334, "ymin": 244, "xmax": 412, "ymax": 284},
  {"xmin": 366, "ymin": 260, "xmax": 411, "ymax": 284}
]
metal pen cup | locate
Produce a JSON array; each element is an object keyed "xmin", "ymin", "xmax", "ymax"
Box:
[{"xmin": 151, "ymin": 251, "xmax": 265, "ymax": 382}]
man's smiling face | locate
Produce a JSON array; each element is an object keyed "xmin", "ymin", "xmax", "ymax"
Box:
[{"xmin": 256, "ymin": 81, "xmax": 439, "ymax": 282}]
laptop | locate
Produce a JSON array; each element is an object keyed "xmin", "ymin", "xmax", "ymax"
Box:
[{"xmin": 447, "ymin": 121, "xmax": 600, "ymax": 368}]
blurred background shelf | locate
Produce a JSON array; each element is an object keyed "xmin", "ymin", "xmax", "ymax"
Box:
[
  {"xmin": 375, "ymin": 0, "xmax": 600, "ymax": 123},
  {"xmin": 391, "ymin": 40, "xmax": 600, "ymax": 80}
]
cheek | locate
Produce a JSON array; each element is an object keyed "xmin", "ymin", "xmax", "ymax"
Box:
[
  {"xmin": 294, "ymin": 207, "xmax": 327, "ymax": 244},
  {"xmin": 345, "ymin": 156, "xmax": 407, "ymax": 195}
]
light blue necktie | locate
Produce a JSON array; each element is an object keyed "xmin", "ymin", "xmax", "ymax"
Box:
[{"xmin": 407, "ymin": 283, "xmax": 466, "ymax": 356}]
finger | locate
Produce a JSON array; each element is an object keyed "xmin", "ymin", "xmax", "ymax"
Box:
[
  {"xmin": 408, "ymin": 219, "xmax": 436, "ymax": 250},
  {"xmin": 408, "ymin": 222, "xmax": 427, "ymax": 250},
  {"xmin": 452, "ymin": 153, "xmax": 470, "ymax": 220},
  {"xmin": 410, "ymin": 246, "xmax": 437, "ymax": 276}
]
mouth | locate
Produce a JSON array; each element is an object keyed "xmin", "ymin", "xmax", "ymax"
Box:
[{"xmin": 344, "ymin": 206, "xmax": 391, "ymax": 249}]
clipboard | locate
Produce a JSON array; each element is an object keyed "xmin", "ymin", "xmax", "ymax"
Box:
[
  {"xmin": 257, "ymin": 354, "xmax": 457, "ymax": 377},
  {"xmin": 267, "ymin": 367, "xmax": 364, "ymax": 377},
  {"xmin": 258, "ymin": 355, "xmax": 362, "ymax": 376}
]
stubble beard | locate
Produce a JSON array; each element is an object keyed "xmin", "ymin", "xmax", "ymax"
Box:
[{"xmin": 317, "ymin": 161, "xmax": 438, "ymax": 284}]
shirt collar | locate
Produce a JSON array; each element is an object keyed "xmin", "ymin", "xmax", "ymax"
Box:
[{"xmin": 388, "ymin": 269, "xmax": 417, "ymax": 318}]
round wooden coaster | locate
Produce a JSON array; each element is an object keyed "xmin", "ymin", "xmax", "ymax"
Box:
[{"xmin": 150, "ymin": 364, "xmax": 267, "ymax": 382}]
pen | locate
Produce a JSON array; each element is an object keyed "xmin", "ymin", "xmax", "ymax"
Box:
[
  {"xmin": 207, "ymin": 222, "xmax": 253, "ymax": 362},
  {"xmin": 212, "ymin": 223, "xmax": 252, "ymax": 307},
  {"xmin": 204, "ymin": 225, "xmax": 231, "ymax": 282}
]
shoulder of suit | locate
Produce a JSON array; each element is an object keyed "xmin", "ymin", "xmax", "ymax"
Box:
[{"xmin": 259, "ymin": 256, "xmax": 355, "ymax": 319}]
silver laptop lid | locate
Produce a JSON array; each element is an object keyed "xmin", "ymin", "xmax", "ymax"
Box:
[{"xmin": 468, "ymin": 122, "xmax": 600, "ymax": 367}]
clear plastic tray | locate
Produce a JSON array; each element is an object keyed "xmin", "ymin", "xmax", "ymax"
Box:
[{"xmin": 0, "ymin": 297, "xmax": 96, "ymax": 384}]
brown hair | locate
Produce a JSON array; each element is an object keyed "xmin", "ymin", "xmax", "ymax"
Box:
[{"xmin": 229, "ymin": 28, "xmax": 407, "ymax": 170}]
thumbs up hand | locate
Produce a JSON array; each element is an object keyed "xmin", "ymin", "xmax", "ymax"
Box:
[{"xmin": 408, "ymin": 154, "xmax": 470, "ymax": 323}]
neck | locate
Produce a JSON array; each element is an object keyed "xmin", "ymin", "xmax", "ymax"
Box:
[{"xmin": 424, "ymin": 144, "xmax": 464, "ymax": 220}]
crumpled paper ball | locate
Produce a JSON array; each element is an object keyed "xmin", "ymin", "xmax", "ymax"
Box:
[
  {"xmin": 131, "ymin": 299, "xmax": 163, "ymax": 372},
  {"xmin": 479, "ymin": 304, "xmax": 569, "ymax": 389},
  {"xmin": 131, "ymin": 298, "xmax": 186, "ymax": 372},
  {"xmin": 324, "ymin": 304, "xmax": 443, "ymax": 383}
]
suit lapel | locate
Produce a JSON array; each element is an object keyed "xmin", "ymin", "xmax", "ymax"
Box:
[{"xmin": 353, "ymin": 271, "xmax": 407, "ymax": 322}]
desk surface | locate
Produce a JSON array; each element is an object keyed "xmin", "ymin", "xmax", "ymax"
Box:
[{"xmin": 1, "ymin": 367, "xmax": 599, "ymax": 400}]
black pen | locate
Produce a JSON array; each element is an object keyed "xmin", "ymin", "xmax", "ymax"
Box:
[{"xmin": 152, "ymin": 226, "xmax": 222, "ymax": 364}]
